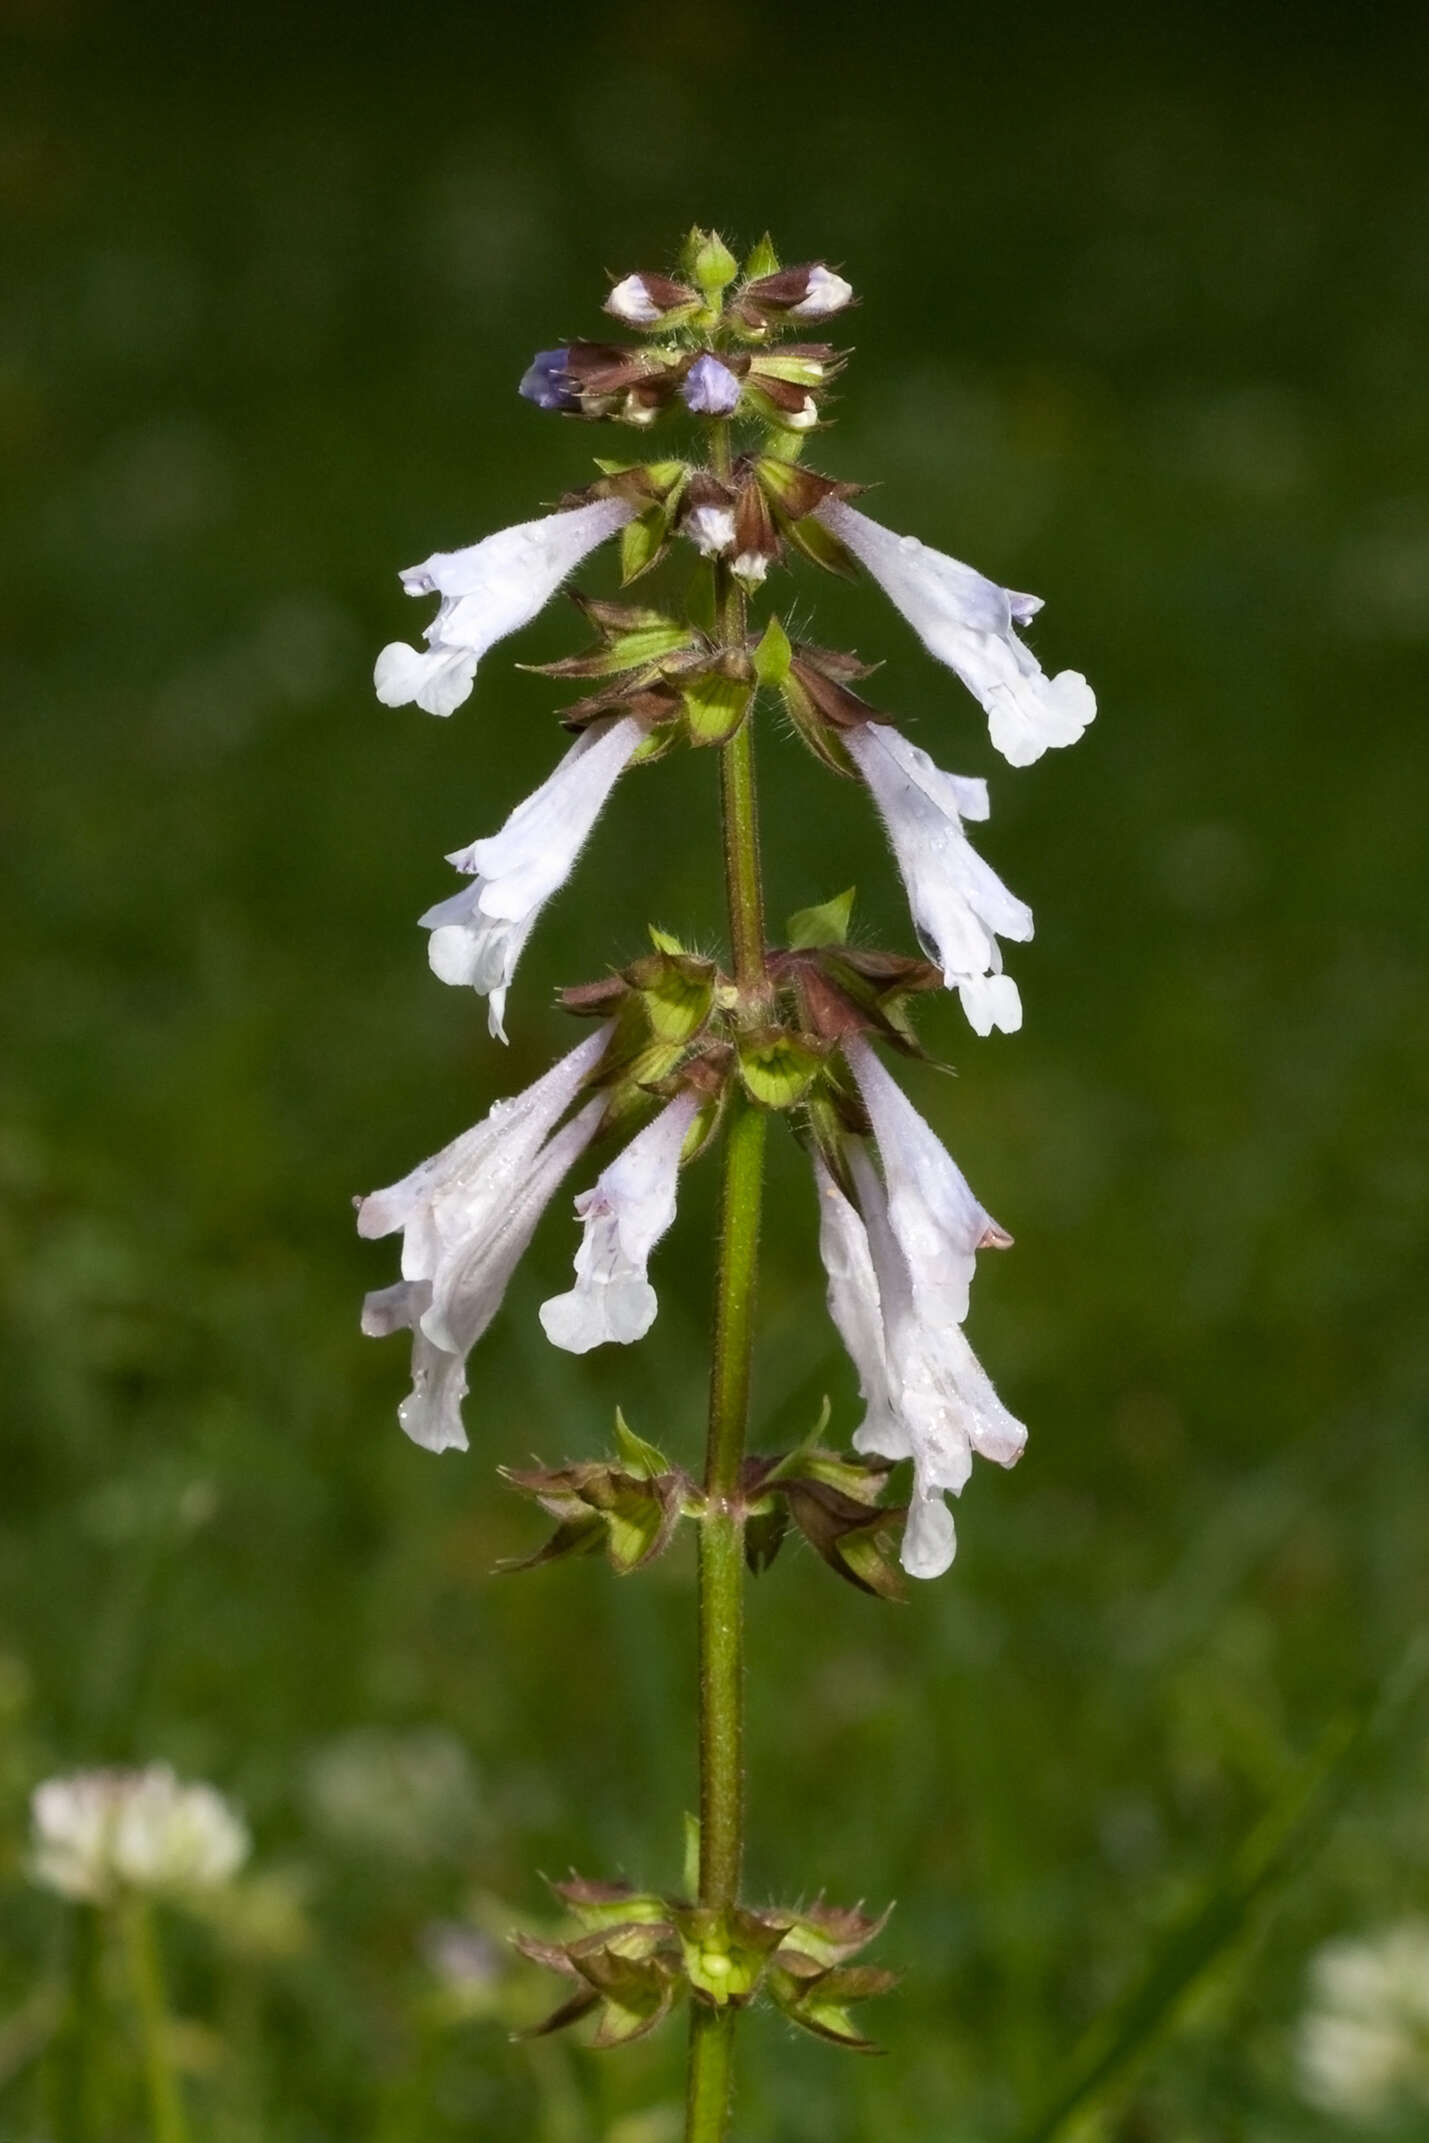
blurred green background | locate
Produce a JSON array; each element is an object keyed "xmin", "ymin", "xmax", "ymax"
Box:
[{"xmin": 3, "ymin": 0, "xmax": 1428, "ymax": 2135}]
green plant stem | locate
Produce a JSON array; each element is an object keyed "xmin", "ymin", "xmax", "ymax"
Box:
[
  {"xmin": 120, "ymin": 1899, "xmax": 188, "ymax": 2143},
  {"xmin": 53, "ymin": 1902, "xmax": 106, "ymax": 2142},
  {"xmin": 686, "ymin": 427, "xmax": 768, "ymax": 2142}
]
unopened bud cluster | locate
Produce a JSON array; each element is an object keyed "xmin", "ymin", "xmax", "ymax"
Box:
[{"xmin": 520, "ymin": 233, "xmax": 851, "ymax": 437}]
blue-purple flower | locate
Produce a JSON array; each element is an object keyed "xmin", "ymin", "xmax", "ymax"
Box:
[
  {"xmin": 518, "ymin": 348, "xmax": 579, "ymax": 413},
  {"xmin": 680, "ymin": 353, "xmax": 741, "ymax": 417}
]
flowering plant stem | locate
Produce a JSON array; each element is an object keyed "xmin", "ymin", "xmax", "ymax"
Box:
[
  {"xmin": 119, "ymin": 1899, "xmax": 188, "ymax": 2143},
  {"xmin": 687, "ymin": 447, "xmax": 765, "ymax": 2141}
]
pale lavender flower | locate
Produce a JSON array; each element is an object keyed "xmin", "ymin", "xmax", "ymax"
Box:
[
  {"xmin": 812, "ymin": 1152, "xmax": 901, "ymax": 1456},
  {"xmin": 357, "ymin": 1028, "xmax": 612, "ymax": 1450},
  {"xmin": 843, "ymin": 721, "xmax": 1032, "ymax": 1035},
  {"xmin": 421, "ymin": 716, "xmax": 643, "ymax": 1043},
  {"xmin": 844, "ymin": 1036, "xmax": 1011, "ymax": 1328},
  {"xmin": 30, "ymin": 1766, "xmax": 249, "ymax": 1905},
  {"xmin": 681, "ymin": 354, "xmax": 742, "ymax": 417},
  {"xmin": 540, "ymin": 1088, "xmax": 700, "ymax": 1353},
  {"xmin": 814, "ymin": 498, "xmax": 1095, "ymax": 767},
  {"xmin": 373, "ymin": 498, "xmax": 635, "ymax": 719},
  {"xmin": 814, "ymin": 1143, "xmax": 1025, "ymax": 1579}
]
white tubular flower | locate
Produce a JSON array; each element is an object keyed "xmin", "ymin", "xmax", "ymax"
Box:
[
  {"xmin": 374, "ymin": 497, "xmax": 635, "ymax": 719},
  {"xmin": 814, "ymin": 498, "xmax": 1095, "ymax": 767},
  {"xmin": 540, "ymin": 1088, "xmax": 700, "ymax": 1354},
  {"xmin": 844, "ymin": 1036, "xmax": 1011, "ymax": 1329},
  {"xmin": 30, "ymin": 1767, "xmax": 249, "ymax": 1905},
  {"xmin": 843, "ymin": 721, "xmax": 1033, "ymax": 1035},
  {"xmin": 357, "ymin": 1026, "xmax": 612, "ymax": 1451},
  {"xmin": 421, "ymin": 716, "xmax": 643, "ymax": 1042},
  {"xmin": 846, "ymin": 1144, "xmax": 1026, "ymax": 1581},
  {"xmin": 812, "ymin": 1152, "xmax": 904, "ymax": 1458}
]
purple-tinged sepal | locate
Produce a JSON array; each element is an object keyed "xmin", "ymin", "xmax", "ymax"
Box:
[{"xmin": 732, "ymin": 261, "xmax": 856, "ymax": 336}]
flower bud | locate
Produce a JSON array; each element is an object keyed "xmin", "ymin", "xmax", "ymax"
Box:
[
  {"xmin": 743, "ymin": 372, "xmax": 820, "ymax": 431},
  {"xmin": 679, "ymin": 473, "xmax": 737, "ymax": 558},
  {"xmin": 518, "ymin": 348, "xmax": 579, "ymax": 413},
  {"xmin": 603, "ymin": 272, "xmax": 700, "ymax": 329},
  {"xmin": 680, "ymin": 352, "xmax": 742, "ymax": 418},
  {"xmin": 737, "ymin": 263, "xmax": 855, "ymax": 327}
]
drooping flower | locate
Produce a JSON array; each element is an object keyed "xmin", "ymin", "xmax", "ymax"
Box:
[
  {"xmin": 812, "ymin": 1151, "xmax": 902, "ymax": 1456},
  {"xmin": 421, "ymin": 715, "xmax": 644, "ymax": 1042},
  {"xmin": 518, "ymin": 348, "xmax": 579, "ymax": 412},
  {"xmin": 814, "ymin": 498, "xmax": 1095, "ymax": 767},
  {"xmin": 540, "ymin": 1088, "xmax": 700, "ymax": 1353},
  {"xmin": 843, "ymin": 720, "xmax": 1033, "ymax": 1035},
  {"xmin": 843, "ymin": 1036, "xmax": 1011, "ymax": 1328},
  {"xmin": 373, "ymin": 497, "xmax": 635, "ymax": 720},
  {"xmin": 681, "ymin": 353, "xmax": 742, "ymax": 417},
  {"xmin": 812, "ymin": 1143, "xmax": 1025, "ymax": 1579},
  {"xmin": 30, "ymin": 1767, "xmax": 249, "ymax": 1905},
  {"xmin": 358, "ymin": 1027, "xmax": 612, "ymax": 1450}
]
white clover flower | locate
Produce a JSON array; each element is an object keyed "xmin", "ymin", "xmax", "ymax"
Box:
[
  {"xmin": 374, "ymin": 497, "xmax": 635, "ymax": 719},
  {"xmin": 358, "ymin": 1026, "xmax": 612, "ymax": 1450},
  {"xmin": 814, "ymin": 498, "xmax": 1096, "ymax": 767},
  {"xmin": 421, "ymin": 716, "xmax": 643, "ymax": 1043},
  {"xmin": 1297, "ymin": 1921, "xmax": 1429, "ymax": 2124},
  {"xmin": 816, "ymin": 1144, "xmax": 1024, "ymax": 1579},
  {"xmin": 540, "ymin": 1089, "xmax": 699, "ymax": 1354},
  {"xmin": 30, "ymin": 1766, "xmax": 249, "ymax": 1905},
  {"xmin": 844, "ymin": 721, "xmax": 1033, "ymax": 1035},
  {"xmin": 790, "ymin": 266, "xmax": 854, "ymax": 318},
  {"xmin": 843, "ymin": 1037, "xmax": 1010, "ymax": 1329}
]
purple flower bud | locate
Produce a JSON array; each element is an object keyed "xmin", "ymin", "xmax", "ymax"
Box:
[
  {"xmin": 518, "ymin": 348, "xmax": 578, "ymax": 413},
  {"xmin": 680, "ymin": 353, "xmax": 741, "ymax": 418}
]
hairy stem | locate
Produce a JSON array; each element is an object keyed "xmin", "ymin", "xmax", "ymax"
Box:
[
  {"xmin": 686, "ymin": 423, "xmax": 767, "ymax": 2142},
  {"xmin": 120, "ymin": 1899, "xmax": 188, "ymax": 2143}
]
